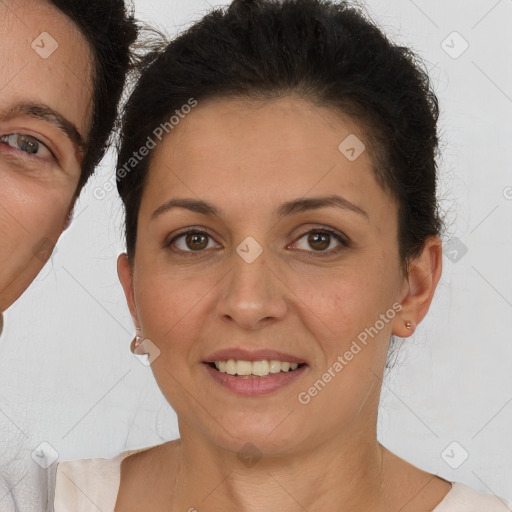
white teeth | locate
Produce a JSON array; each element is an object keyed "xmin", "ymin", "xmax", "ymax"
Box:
[
  {"xmin": 214, "ymin": 359, "xmax": 302, "ymax": 376},
  {"xmin": 252, "ymin": 360, "xmax": 269, "ymax": 376},
  {"xmin": 236, "ymin": 360, "xmax": 252, "ymax": 376},
  {"xmin": 225, "ymin": 359, "xmax": 237, "ymax": 375},
  {"xmin": 269, "ymin": 360, "xmax": 282, "ymax": 373}
]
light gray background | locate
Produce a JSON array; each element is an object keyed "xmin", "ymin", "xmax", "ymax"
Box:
[{"xmin": 1, "ymin": 0, "xmax": 511, "ymax": 506}]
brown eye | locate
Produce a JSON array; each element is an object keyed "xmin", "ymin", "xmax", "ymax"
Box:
[
  {"xmin": 292, "ymin": 228, "xmax": 349, "ymax": 255},
  {"xmin": 185, "ymin": 232, "xmax": 208, "ymax": 250},
  {"xmin": 168, "ymin": 229, "xmax": 219, "ymax": 254},
  {"xmin": 308, "ymin": 231, "xmax": 330, "ymax": 251}
]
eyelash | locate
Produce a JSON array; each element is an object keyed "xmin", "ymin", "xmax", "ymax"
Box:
[
  {"xmin": 165, "ymin": 226, "xmax": 350, "ymax": 258},
  {"xmin": 0, "ymin": 133, "xmax": 54, "ymax": 161}
]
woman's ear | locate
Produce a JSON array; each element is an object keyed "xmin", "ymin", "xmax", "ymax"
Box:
[
  {"xmin": 117, "ymin": 253, "xmax": 139, "ymax": 328},
  {"xmin": 392, "ymin": 235, "xmax": 443, "ymax": 338}
]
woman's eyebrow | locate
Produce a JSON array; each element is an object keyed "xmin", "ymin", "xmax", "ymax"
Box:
[
  {"xmin": 0, "ymin": 102, "xmax": 86, "ymax": 151},
  {"xmin": 278, "ymin": 195, "xmax": 369, "ymax": 221},
  {"xmin": 151, "ymin": 195, "xmax": 369, "ymax": 221}
]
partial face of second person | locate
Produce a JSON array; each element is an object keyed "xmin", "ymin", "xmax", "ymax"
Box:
[
  {"xmin": 0, "ymin": 0, "xmax": 94, "ymax": 311},
  {"xmin": 118, "ymin": 95, "xmax": 441, "ymax": 458}
]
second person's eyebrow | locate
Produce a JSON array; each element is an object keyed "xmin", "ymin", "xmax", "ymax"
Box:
[
  {"xmin": 151, "ymin": 195, "xmax": 369, "ymax": 221},
  {"xmin": 1, "ymin": 102, "xmax": 85, "ymax": 151}
]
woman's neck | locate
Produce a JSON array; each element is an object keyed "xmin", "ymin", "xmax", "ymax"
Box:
[
  {"xmin": 118, "ymin": 428, "xmax": 451, "ymax": 512},
  {"xmin": 167, "ymin": 427, "xmax": 387, "ymax": 512}
]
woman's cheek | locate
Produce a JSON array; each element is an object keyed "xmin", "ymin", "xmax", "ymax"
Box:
[{"xmin": 136, "ymin": 273, "xmax": 204, "ymax": 337}]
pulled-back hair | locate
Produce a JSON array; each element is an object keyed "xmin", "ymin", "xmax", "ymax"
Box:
[{"xmin": 117, "ymin": 0, "xmax": 443, "ymax": 271}]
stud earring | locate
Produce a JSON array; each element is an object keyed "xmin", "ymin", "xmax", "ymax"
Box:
[
  {"xmin": 130, "ymin": 327, "xmax": 144, "ymax": 354},
  {"xmin": 405, "ymin": 321, "xmax": 413, "ymax": 330}
]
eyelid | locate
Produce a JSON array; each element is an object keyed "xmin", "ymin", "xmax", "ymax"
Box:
[
  {"xmin": 165, "ymin": 225, "xmax": 350, "ymax": 256},
  {"xmin": 166, "ymin": 226, "xmax": 220, "ymax": 251},
  {"xmin": 289, "ymin": 226, "xmax": 350, "ymax": 254},
  {"xmin": 0, "ymin": 132, "xmax": 56, "ymax": 161}
]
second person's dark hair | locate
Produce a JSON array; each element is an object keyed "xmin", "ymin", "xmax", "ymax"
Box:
[
  {"xmin": 117, "ymin": 0, "xmax": 443, "ymax": 272},
  {"xmin": 49, "ymin": 0, "xmax": 138, "ymax": 193}
]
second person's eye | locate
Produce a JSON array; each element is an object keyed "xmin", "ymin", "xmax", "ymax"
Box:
[{"xmin": 0, "ymin": 134, "xmax": 53, "ymax": 159}]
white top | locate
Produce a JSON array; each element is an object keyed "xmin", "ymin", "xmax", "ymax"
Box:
[{"xmin": 54, "ymin": 449, "xmax": 512, "ymax": 512}]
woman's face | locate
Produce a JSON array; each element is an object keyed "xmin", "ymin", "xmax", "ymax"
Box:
[
  {"xmin": 0, "ymin": 0, "xmax": 94, "ymax": 310},
  {"xmin": 119, "ymin": 96, "xmax": 441, "ymax": 455}
]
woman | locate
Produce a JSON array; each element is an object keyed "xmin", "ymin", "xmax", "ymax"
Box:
[
  {"xmin": 54, "ymin": 0, "xmax": 511, "ymax": 510},
  {"xmin": 0, "ymin": 0, "xmax": 137, "ymax": 337}
]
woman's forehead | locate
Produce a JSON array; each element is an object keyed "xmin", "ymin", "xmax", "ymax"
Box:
[
  {"xmin": 149, "ymin": 97, "xmax": 371, "ymax": 183},
  {"xmin": 140, "ymin": 97, "xmax": 394, "ymax": 230}
]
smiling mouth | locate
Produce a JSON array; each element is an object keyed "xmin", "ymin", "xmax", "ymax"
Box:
[{"xmin": 206, "ymin": 359, "xmax": 307, "ymax": 377}]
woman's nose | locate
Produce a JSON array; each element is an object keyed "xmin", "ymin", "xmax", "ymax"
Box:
[{"xmin": 215, "ymin": 242, "xmax": 288, "ymax": 331}]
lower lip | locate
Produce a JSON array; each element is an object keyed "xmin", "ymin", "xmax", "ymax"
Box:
[{"xmin": 202, "ymin": 363, "xmax": 307, "ymax": 396}]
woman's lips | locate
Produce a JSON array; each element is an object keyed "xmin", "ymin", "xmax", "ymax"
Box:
[{"xmin": 202, "ymin": 361, "xmax": 308, "ymax": 396}]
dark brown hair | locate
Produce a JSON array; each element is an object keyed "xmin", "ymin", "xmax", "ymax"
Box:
[
  {"xmin": 49, "ymin": 0, "xmax": 139, "ymax": 194},
  {"xmin": 117, "ymin": 0, "xmax": 443, "ymax": 272}
]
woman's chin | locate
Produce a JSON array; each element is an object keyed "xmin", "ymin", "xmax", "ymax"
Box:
[{"xmin": 198, "ymin": 422, "xmax": 308, "ymax": 460}]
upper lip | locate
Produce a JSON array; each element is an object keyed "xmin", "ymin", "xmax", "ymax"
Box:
[{"xmin": 204, "ymin": 348, "xmax": 307, "ymax": 365}]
